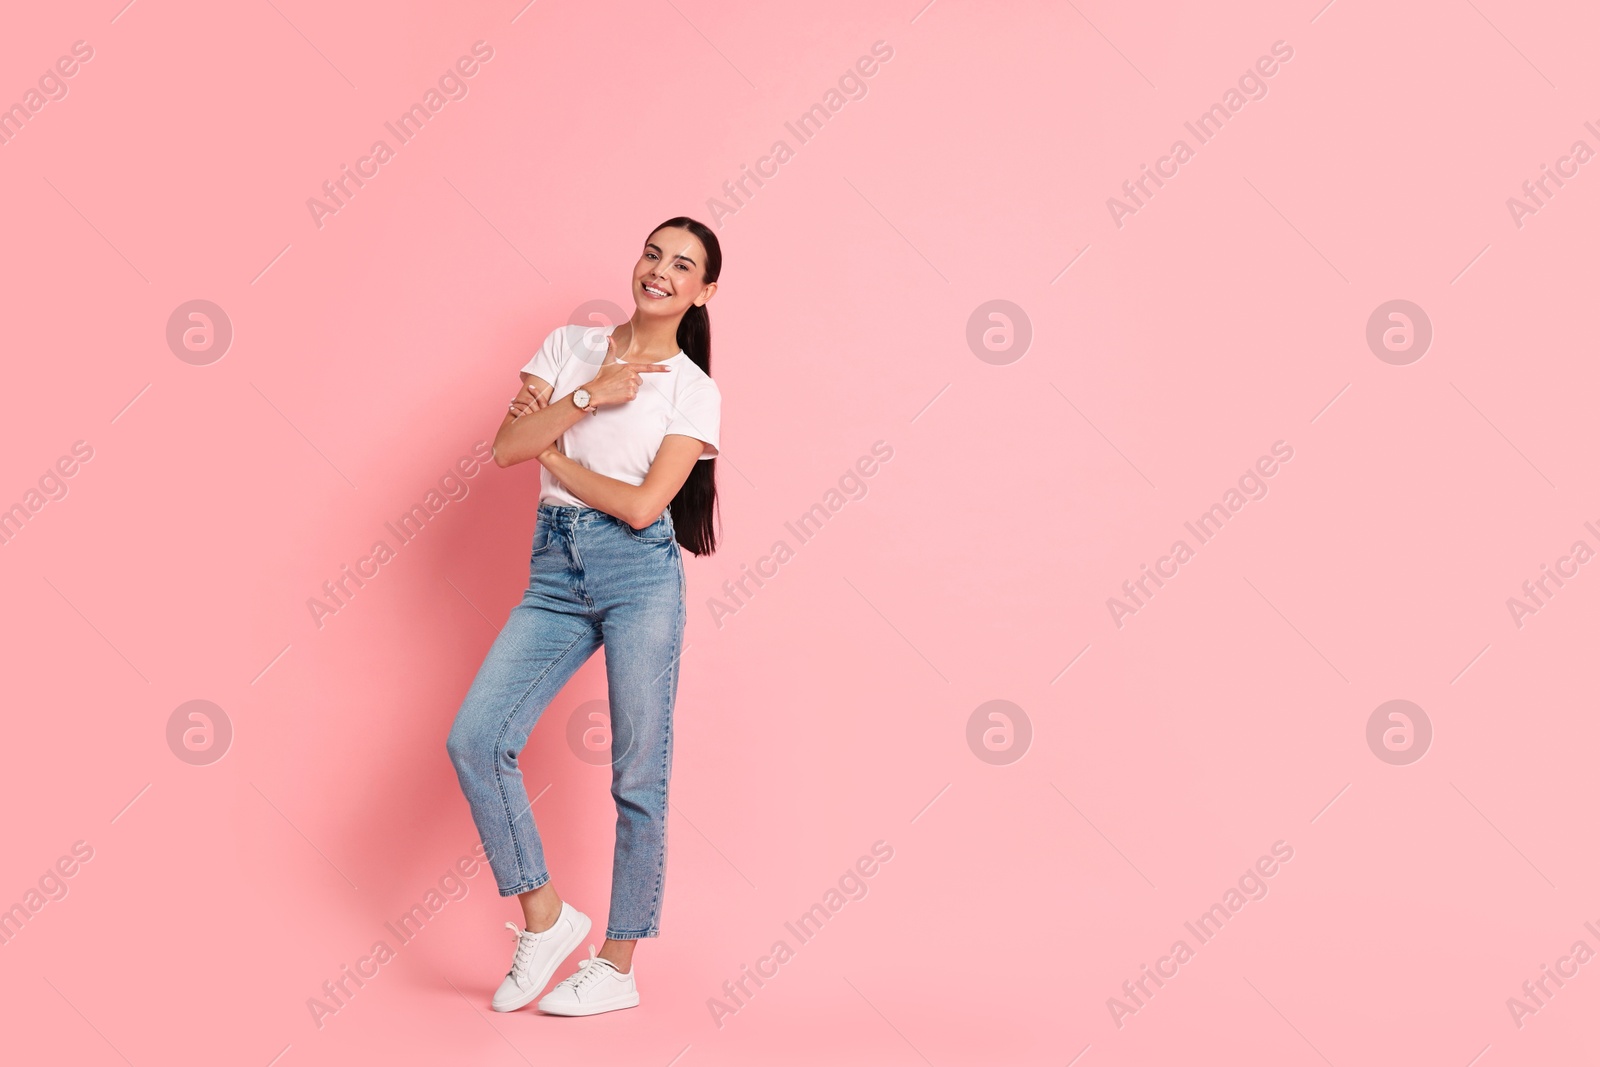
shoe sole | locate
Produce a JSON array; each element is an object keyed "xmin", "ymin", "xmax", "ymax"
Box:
[
  {"xmin": 538, "ymin": 991, "xmax": 641, "ymax": 1016},
  {"xmin": 491, "ymin": 911, "xmax": 593, "ymax": 1013}
]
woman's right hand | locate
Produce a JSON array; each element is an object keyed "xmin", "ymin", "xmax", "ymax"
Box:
[{"xmin": 584, "ymin": 331, "xmax": 673, "ymax": 409}]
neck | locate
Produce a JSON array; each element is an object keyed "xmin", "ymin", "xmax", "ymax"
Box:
[{"xmin": 622, "ymin": 316, "xmax": 682, "ymax": 362}]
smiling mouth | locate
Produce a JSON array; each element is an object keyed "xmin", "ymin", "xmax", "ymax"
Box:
[{"xmin": 641, "ymin": 281, "xmax": 670, "ymax": 298}]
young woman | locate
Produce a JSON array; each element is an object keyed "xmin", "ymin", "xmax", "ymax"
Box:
[{"xmin": 447, "ymin": 217, "xmax": 722, "ymax": 1017}]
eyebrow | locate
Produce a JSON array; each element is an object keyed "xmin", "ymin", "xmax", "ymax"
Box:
[{"xmin": 646, "ymin": 242, "xmax": 697, "ymax": 268}]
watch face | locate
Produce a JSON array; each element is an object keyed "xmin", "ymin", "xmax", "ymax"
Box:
[{"xmin": 575, "ymin": 388, "xmax": 590, "ymax": 408}]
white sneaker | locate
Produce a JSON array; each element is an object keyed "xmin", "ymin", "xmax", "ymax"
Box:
[
  {"xmin": 490, "ymin": 902, "xmax": 592, "ymax": 1012},
  {"xmin": 537, "ymin": 944, "xmax": 641, "ymax": 1016}
]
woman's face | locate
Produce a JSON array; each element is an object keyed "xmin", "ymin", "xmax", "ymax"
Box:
[{"xmin": 632, "ymin": 227, "xmax": 714, "ymax": 318}]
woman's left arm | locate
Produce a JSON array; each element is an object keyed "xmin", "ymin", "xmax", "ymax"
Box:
[{"xmin": 538, "ymin": 435, "xmax": 706, "ymax": 529}]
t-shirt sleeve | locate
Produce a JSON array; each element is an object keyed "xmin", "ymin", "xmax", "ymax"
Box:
[
  {"xmin": 519, "ymin": 326, "xmax": 568, "ymax": 385},
  {"xmin": 665, "ymin": 378, "xmax": 721, "ymax": 460}
]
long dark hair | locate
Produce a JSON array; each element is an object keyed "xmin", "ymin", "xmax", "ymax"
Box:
[{"xmin": 656, "ymin": 216, "xmax": 721, "ymax": 557}]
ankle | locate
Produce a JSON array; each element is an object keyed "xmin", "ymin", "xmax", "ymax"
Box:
[
  {"xmin": 524, "ymin": 909, "xmax": 561, "ymax": 934},
  {"xmin": 521, "ymin": 896, "xmax": 563, "ymax": 933},
  {"xmin": 598, "ymin": 940, "xmax": 635, "ymax": 974}
]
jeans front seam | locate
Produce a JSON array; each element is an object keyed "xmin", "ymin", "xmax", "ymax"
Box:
[
  {"xmin": 568, "ymin": 526, "xmax": 594, "ymax": 610},
  {"xmin": 635, "ymin": 598, "xmax": 681, "ymax": 940}
]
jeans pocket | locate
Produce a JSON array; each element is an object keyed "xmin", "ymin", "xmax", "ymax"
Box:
[
  {"xmin": 531, "ymin": 521, "xmax": 555, "ymax": 555},
  {"xmin": 623, "ymin": 514, "xmax": 675, "ymax": 545}
]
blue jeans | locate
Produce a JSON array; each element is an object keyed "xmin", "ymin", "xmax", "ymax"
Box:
[{"xmin": 447, "ymin": 503, "xmax": 686, "ymax": 939}]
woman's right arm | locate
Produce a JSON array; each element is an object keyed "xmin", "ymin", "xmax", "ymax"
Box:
[
  {"xmin": 492, "ymin": 376, "xmax": 591, "ymax": 467},
  {"xmin": 493, "ymin": 336, "xmax": 673, "ymax": 467}
]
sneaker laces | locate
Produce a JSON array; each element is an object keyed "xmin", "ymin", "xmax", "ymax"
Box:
[
  {"xmin": 504, "ymin": 921, "xmax": 542, "ymax": 981},
  {"xmin": 558, "ymin": 945, "xmax": 620, "ymax": 992}
]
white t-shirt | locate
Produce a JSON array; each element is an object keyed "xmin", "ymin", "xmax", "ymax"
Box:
[{"xmin": 520, "ymin": 323, "xmax": 722, "ymax": 511}]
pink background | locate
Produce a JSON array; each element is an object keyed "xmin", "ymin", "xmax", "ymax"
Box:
[{"xmin": 3, "ymin": 0, "xmax": 1599, "ymax": 1063}]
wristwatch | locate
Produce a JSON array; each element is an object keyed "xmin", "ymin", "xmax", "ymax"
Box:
[{"xmin": 572, "ymin": 387, "xmax": 594, "ymax": 413}]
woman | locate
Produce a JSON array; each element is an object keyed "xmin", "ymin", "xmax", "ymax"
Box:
[{"xmin": 447, "ymin": 217, "xmax": 722, "ymax": 1017}]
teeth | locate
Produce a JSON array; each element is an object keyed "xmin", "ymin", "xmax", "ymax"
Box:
[{"xmin": 643, "ymin": 284, "xmax": 668, "ymax": 296}]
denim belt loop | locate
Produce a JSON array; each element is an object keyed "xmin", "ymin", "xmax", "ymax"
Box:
[{"xmin": 539, "ymin": 503, "xmax": 587, "ymax": 528}]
